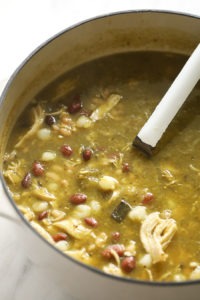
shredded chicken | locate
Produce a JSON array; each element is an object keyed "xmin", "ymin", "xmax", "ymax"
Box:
[
  {"xmin": 103, "ymin": 263, "xmax": 123, "ymax": 276},
  {"xmin": 65, "ymin": 248, "xmax": 91, "ymax": 262},
  {"xmin": 3, "ymin": 160, "xmax": 24, "ymax": 184},
  {"xmin": 54, "ymin": 218, "xmax": 91, "ymax": 239},
  {"xmin": 15, "ymin": 105, "xmax": 45, "ymax": 148},
  {"xmin": 90, "ymin": 94, "xmax": 122, "ymax": 121},
  {"xmin": 140, "ymin": 212, "xmax": 177, "ymax": 264},
  {"xmin": 18, "ymin": 205, "xmax": 35, "ymax": 221},
  {"xmin": 32, "ymin": 186, "xmax": 56, "ymax": 201},
  {"xmin": 50, "ymin": 209, "xmax": 66, "ymax": 222},
  {"xmin": 30, "ymin": 221, "xmax": 55, "ymax": 244}
]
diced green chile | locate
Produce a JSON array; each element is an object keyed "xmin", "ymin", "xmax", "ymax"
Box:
[{"xmin": 111, "ymin": 199, "xmax": 132, "ymax": 223}]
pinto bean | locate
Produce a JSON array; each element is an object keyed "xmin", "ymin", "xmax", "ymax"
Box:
[
  {"xmin": 60, "ymin": 145, "xmax": 73, "ymax": 157},
  {"xmin": 82, "ymin": 148, "xmax": 93, "ymax": 161},
  {"xmin": 111, "ymin": 231, "xmax": 121, "ymax": 242},
  {"xmin": 70, "ymin": 193, "xmax": 87, "ymax": 205},
  {"xmin": 122, "ymin": 162, "xmax": 130, "ymax": 173},
  {"xmin": 121, "ymin": 256, "xmax": 136, "ymax": 273},
  {"xmin": 21, "ymin": 172, "xmax": 32, "ymax": 188},
  {"xmin": 52, "ymin": 232, "xmax": 68, "ymax": 242},
  {"xmin": 32, "ymin": 161, "xmax": 45, "ymax": 176},
  {"xmin": 84, "ymin": 217, "xmax": 98, "ymax": 227},
  {"xmin": 142, "ymin": 192, "xmax": 154, "ymax": 205},
  {"xmin": 45, "ymin": 115, "xmax": 56, "ymax": 126},
  {"xmin": 38, "ymin": 210, "xmax": 48, "ymax": 221},
  {"xmin": 68, "ymin": 96, "xmax": 83, "ymax": 114},
  {"xmin": 102, "ymin": 244, "xmax": 125, "ymax": 259}
]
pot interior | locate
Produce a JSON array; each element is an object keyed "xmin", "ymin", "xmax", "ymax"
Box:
[
  {"xmin": 1, "ymin": 11, "xmax": 200, "ymax": 289},
  {"xmin": 1, "ymin": 11, "xmax": 200, "ymax": 160}
]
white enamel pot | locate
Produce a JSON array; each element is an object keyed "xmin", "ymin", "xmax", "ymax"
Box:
[{"xmin": 1, "ymin": 10, "xmax": 200, "ymax": 300}]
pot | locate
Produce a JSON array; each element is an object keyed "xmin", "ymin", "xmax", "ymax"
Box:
[{"xmin": 0, "ymin": 10, "xmax": 200, "ymax": 300}]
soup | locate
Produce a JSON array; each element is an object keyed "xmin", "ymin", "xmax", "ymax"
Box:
[{"xmin": 3, "ymin": 52, "xmax": 200, "ymax": 282}]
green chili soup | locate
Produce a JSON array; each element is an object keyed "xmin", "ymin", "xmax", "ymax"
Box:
[{"xmin": 3, "ymin": 52, "xmax": 200, "ymax": 282}]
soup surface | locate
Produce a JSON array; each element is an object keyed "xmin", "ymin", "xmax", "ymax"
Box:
[{"xmin": 3, "ymin": 52, "xmax": 200, "ymax": 282}]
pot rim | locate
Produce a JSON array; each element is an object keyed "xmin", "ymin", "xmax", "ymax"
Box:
[{"xmin": 1, "ymin": 9, "xmax": 200, "ymax": 287}]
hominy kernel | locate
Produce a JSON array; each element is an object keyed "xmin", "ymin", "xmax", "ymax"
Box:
[
  {"xmin": 55, "ymin": 240, "xmax": 69, "ymax": 251},
  {"xmin": 32, "ymin": 201, "xmax": 48, "ymax": 212},
  {"xmin": 90, "ymin": 200, "xmax": 101, "ymax": 213},
  {"xmin": 99, "ymin": 176, "xmax": 118, "ymax": 191},
  {"xmin": 37, "ymin": 128, "xmax": 51, "ymax": 141},
  {"xmin": 41, "ymin": 151, "xmax": 56, "ymax": 161},
  {"xmin": 76, "ymin": 115, "xmax": 92, "ymax": 128},
  {"xmin": 73, "ymin": 205, "xmax": 91, "ymax": 218}
]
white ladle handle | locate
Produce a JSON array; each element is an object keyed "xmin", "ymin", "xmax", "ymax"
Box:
[{"xmin": 135, "ymin": 43, "xmax": 200, "ymax": 151}]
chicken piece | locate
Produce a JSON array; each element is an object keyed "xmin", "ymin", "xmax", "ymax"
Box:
[
  {"xmin": 30, "ymin": 221, "xmax": 55, "ymax": 244},
  {"xmin": 54, "ymin": 218, "xmax": 91, "ymax": 239},
  {"xmin": 15, "ymin": 105, "xmax": 45, "ymax": 148},
  {"xmin": 140, "ymin": 212, "xmax": 177, "ymax": 264},
  {"xmin": 103, "ymin": 263, "xmax": 123, "ymax": 276},
  {"xmin": 90, "ymin": 94, "xmax": 122, "ymax": 121},
  {"xmin": 66, "ymin": 248, "xmax": 91, "ymax": 262},
  {"xmin": 32, "ymin": 186, "xmax": 56, "ymax": 201},
  {"xmin": 18, "ymin": 205, "xmax": 35, "ymax": 221},
  {"xmin": 3, "ymin": 160, "xmax": 24, "ymax": 184}
]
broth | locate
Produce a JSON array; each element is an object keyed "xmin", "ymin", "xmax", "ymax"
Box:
[{"xmin": 3, "ymin": 52, "xmax": 200, "ymax": 281}]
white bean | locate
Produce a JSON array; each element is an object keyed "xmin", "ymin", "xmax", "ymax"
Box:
[
  {"xmin": 128, "ymin": 206, "xmax": 147, "ymax": 222},
  {"xmin": 190, "ymin": 266, "xmax": 200, "ymax": 280},
  {"xmin": 90, "ymin": 200, "xmax": 101, "ymax": 213},
  {"xmin": 32, "ymin": 201, "xmax": 48, "ymax": 212},
  {"xmin": 37, "ymin": 128, "xmax": 51, "ymax": 140},
  {"xmin": 47, "ymin": 182, "xmax": 59, "ymax": 192},
  {"xmin": 76, "ymin": 116, "xmax": 92, "ymax": 128},
  {"xmin": 55, "ymin": 240, "xmax": 69, "ymax": 252},
  {"xmin": 73, "ymin": 204, "xmax": 91, "ymax": 218},
  {"xmin": 41, "ymin": 151, "xmax": 56, "ymax": 161},
  {"xmin": 138, "ymin": 254, "xmax": 152, "ymax": 268},
  {"xmin": 173, "ymin": 274, "xmax": 186, "ymax": 282},
  {"xmin": 99, "ymin": 176, "xmax": 118, "ymax": 191}
]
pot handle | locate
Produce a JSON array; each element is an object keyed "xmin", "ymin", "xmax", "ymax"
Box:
[{"xmin": 0, "ymin": 179, "xmax": 21, "ymax": 224}]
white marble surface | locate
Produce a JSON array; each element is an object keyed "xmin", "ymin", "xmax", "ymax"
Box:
[{"xmin": 1, "ymin": 1, "xmax": 200, "ymax": 299}]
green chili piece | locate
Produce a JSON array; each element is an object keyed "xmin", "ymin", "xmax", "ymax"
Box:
[{"xmin": 111, "ymin": 199, "xmax": 132, "ymax": 223}]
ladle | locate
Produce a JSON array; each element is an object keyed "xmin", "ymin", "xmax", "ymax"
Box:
[{"xmin": 133, "ymin": 43, "xmax": 200, "ymax": 155}]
